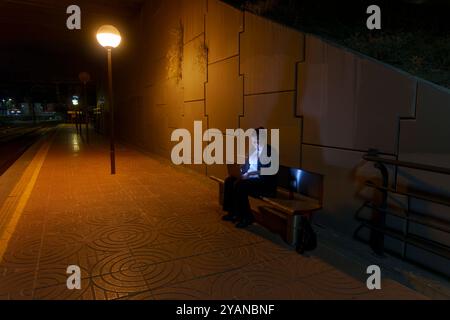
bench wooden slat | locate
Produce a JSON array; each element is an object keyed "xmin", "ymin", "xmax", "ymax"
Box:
[
  {"xmin": 261, "ymin": 196, "xmax": 322, "ymax": 216},
  {"xmin": 210, "ymin": 175, "xmax": 322, "ymax": 216},
  {"xmin": 209, "ymin": 176, "xmax": 224, "ymax": 184}
]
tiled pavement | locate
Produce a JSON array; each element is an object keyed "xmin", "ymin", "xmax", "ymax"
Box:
[{"xmin": 0, "ymin": 125, "xmax": 426, "ymax": 300}]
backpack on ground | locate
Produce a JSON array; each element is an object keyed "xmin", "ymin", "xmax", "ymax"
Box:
[{"xmin": 296, "ymin": 216, "xmax": 317, "ymax": 254}]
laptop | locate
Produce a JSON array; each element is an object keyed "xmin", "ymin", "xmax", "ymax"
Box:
[{"xmin": 227, "ymin": 164, "xmax": 242, "ymax": 178}]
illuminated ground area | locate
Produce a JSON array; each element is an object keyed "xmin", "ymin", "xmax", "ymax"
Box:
[{"xmin": 0, "ymin": 125, "xmax": 425, "ymax": 300}]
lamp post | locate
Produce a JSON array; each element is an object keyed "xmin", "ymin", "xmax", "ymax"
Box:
[
  {"xmin": 96, "ymin": 25, "xmax": 121, "ymax": 175},
  {"xmin": 72, "ymin": 96, "xmax": 80, "ymax": 134},
  {"xmin": 79, "ymin": 71, "xmax": 91, "ymax": 144}
]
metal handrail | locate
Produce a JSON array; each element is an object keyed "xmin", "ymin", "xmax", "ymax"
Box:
[
  {"xmin": 363, "ymin": 155, "xmax": 450, "ymax": 175},
  {"xmin": 365, "ymin": 181, "xmax": 450, "ymax": 207},
  {"xmin": 356, "ymin": 150, "xmax": 450, "ymax": 267},
  {"xmin": 359, "ymin": 201, "xmax": 450, "ymax": 235}
]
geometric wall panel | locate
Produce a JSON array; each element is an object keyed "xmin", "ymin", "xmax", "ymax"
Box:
[
  {"xmin": 206, "ymin": 0, "xmax": 243, "ymax": 64},
  {"xmin": 151, "ymin": 103, "xmax": 171, "ymax": 157},
  {"xmin": 241, "ymin": 12, "xmax": 304, "ymax": 95},
  {"xmin": 241, "ymin": 92, "xmax": 302, "ymax": 167},
  {"xmin": 167, "ymin": 78, "xmax": 184, "ymax": 128},
  {"xmin": 298, "ymin": 36, "xmax": 357, "ymax": 149},
  {"xmin": 142, "ymin": 0, "xmax": 182, "ymax": 65},
  {"xmin": 206, "ymin": 56, "xmax": 243, "ymax": 132},
  {"xmin": 153, "ymin": 81, "xmax": 168, "ymax": 107},
  {"xmin": 182, "ymin": 101, "xmax": 208, "ymax": 175},
  {"xmin": 297, "ymin": 35, "xmax": 327, "ymax": 122},
  {"xmin": 145, "ymin": 57, "xmax": 168, "ymax": 87},
  {"xmin": 399, "ymin": 81, "xmax": 450, "ymax": 161},
  {"xmin": 183, "ymin": 0, "xmax": 206, "ymax": 43},
  {"xmin": 354, "ymin": 58, "xmax": 416, "ymax": 154},
  {"xmin": 299, "ymin": 35, "xmax": 416, "ymax": 154},
  {"xmin": 183, "ymin": 36, "xmax": 207, "ymax": 102},
  {"xmin": 141, "ymin": 93, "xmax": 155, "ymax": 151}
]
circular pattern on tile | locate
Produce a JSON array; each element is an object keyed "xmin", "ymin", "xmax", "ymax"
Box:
[
  {"xmin": 153, "ymin": 215, "xmax": 187, "ymax": 229},
  {"xmin": 34, "ymin": 279, "xmax": 92, "ymax": 300},
  {"xmin": 38, "ymin": 234, "xmax": 85, "ymax": 265},
  {"xmin": 212, "ymin": 269, "xmax": 272, "ymax": 299},
  {"xmin": 91, "ymin": 252, "xmax": 131, "ymax": 276},
  {"xmin": 34, "ymin": 265, "xmax": 90, "ymax": 289},
  {"xmin": 151, "ymin": 286, "xmax": 211, "ymax": 300},
  {"xmin": 188, "ymin": 222, "xmax": 237, "ymax": 238},
  {"xmin": 138, "ymin": 260, "xmax": 187, "ymax": 289},
  {"xmin": 85, "ymin": 210, "xmax": 145, "ymax": 227},
  {"xmin": 90, "ymin": 247, "xmax": 176, "ymax": 277},
  {"xmin": 125, "ymin": 290, "xmax": 154, "ymax": 300},
  {"xmin": 128, "ymin": 248, "xmax": 175, "ymax": 267},
  {"xmin": 91, "ymin": 269, "xmax": 149, "ymax": 294},
  {"xmin": 150, "ymin": 270, "xmax": 246, "ymax": 300},
  {"xmin": 0, "ymin": 269, "xmax": 35, "ymax": 299},
  {"xmin": 298, "ymin": 269, "xmax": 370, "ymax": 299},
  {"xmin": 87, "ymin": 224, "xmax": 157, "ymax": 251},
  {"xmin": 0, "ymin": 238, "xmax": 41, "ymax": 267},
  {"xmin": 123, "ymin": 248, "xmax": 191, "ymax": 288},
  {"xmin": 157, "ymin": 223, "xmax": 202, "ymax": 239},
  {"xmin": 175, "ymin": 238, "xmax": 216, "ymax": 257}
]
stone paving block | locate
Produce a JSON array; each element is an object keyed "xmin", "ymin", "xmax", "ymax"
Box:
[
  {"xmin": 152, "ymin": 268, "xmax": 247, "ymax": 300},
  {"xmin": 296, "ymin": 268, "xmax": 377, "ymax": 300},
  {"xmin": 0, "ymin": 267, "xmax": 35, "ymax": 300},
  {"xmin": 90, "ymin": 269, "xmax": 150, "ymax": 296}
]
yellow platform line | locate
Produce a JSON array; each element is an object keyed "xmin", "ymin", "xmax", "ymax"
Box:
[{"xmin": 0, "ymin": 129, "xmax": 56, "ymax": 262}]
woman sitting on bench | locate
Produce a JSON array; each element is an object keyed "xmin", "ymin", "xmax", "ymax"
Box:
[{"xmin": 222, "ymin": 127, "xmax": 277, "ymax": 228}]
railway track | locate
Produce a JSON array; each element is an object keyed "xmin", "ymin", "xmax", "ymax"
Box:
[{"xmin": 0, "ymin": 124, "xmax": 57, "ymax": 176}]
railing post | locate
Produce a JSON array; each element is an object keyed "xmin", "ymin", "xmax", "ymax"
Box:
[
  {"xmin": 403, "ymin": 197, "xmax": 411, "ymax": 259},
  {"xmin": 368, "ymin": 150, "xmax": 389, "ymax": 255}
]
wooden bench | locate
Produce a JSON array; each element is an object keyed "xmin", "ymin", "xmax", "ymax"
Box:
[{"xmin": 210, "ymin": 165, "xmax": 324, "ymax": 251}]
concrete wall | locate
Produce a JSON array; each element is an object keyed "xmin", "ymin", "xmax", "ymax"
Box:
[{"xmin": 116, "ymin": 0, "xmax": 450, "ymax": 274}]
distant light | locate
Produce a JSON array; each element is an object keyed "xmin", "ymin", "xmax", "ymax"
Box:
[
  {"xmin": 96, "ymin": 25, "xmax": 121, "ymax": 49},
  {"xmin": 79, "ymin": 71, "xmax": 91, "ymax": 84},
  {"xmin": 72, "ymin": 96, "xmax": 79, "ymax": 106},
  {"xmin": 71, "ymin": 134, "xmax": 80, "ymax": 152}
]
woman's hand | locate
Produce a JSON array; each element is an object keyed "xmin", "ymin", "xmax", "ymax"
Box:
[{"xmin": 242, "ymin": 171, "xmax": 259, "ymax": 179}]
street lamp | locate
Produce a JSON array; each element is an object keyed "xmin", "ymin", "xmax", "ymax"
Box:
[
  {"xmin": 96, "ymin": 25, "xmax": 121, "ymax": 175},
  {"xmin": 72, "ymin": 95, "xmax": 80, "ymax": 134}
]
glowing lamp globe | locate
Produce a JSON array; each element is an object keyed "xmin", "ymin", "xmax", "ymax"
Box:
[{"xmin": 96, "ymin": 25, "xmax": 121, "ymax": 48}]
